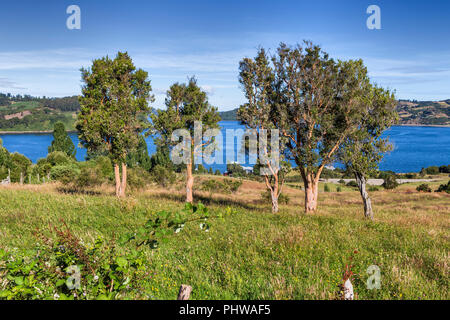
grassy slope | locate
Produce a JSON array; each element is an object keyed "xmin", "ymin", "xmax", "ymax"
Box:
[{"xmin": 0, "ymin": 177, "xmax": 448, "ymax": 300}]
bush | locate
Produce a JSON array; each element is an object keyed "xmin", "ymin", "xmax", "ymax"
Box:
[
  {"xmin": 151, "ymin": 165, "xmax": 176, "ymax": 187},
  {"xmin": 336, "ymin": 186, "xmax": 342, "ymax": 192},
  {"xmin": 382, "ymin": 175, "xmax": 399, "ymax": 190},
  {"xmin": 226, "ymin": 163, "xmax": 246, "ymax": 177},
  {"xmin": 214, "ymin": 169, "xmax": 221, "ymax": 176},
  {"xmin": 436, "ymin": 181, "xmax": 450, "ymax": 194},
  {"xmin": 346, "ymin": 180, "xmax": 358, "ymax": 188},
  {"xmin": 368, "ymin": 186, "xmax": 380, "ymax": 192},
  {"xmin": 416, "ymin": 183, "xmax": 432, "ymax": 193},
  {"xmin": 0, "ymin": 227, "xmax": 149, "ymax": 300},
  {"xmin": 338, "ymin": 179, "xmax": 346, "ymax": 185},
  {"xmin": 50, "ymin": 164, "xmax": 80, "ymax": 184},
  {"xmin": 75, "ymin": 166, "xmax": 105, "ymax": 188},
  {"xmin": 127, "ymin": 167, "xmax": 151, "ymax": 190},
  {"xmin": 324, "ymin": 184, "xmax": 331, "ymax": 192},
  {"xmin": 261, "ymin": 190, "xmax": 290, "ymax": 204},
  {"xmin": 46, "ymin": 151, "xmax": 73, "ymax": 167}
]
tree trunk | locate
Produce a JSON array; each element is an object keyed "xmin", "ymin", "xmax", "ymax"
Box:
[
  {"xmin": 355, "ymin": 172, "xmax": 373, "ymax": 219},
  {"xmin": 271, "ymin": 191, "xmax": 279, "ymax": 213},
  {"xmin": 120, "ymin": 162, "xmax": 127, "ymax": 197},
  {"xmin": 186, "ymin": 162, "xmax": 194, "ymax": 203},
  {"xmin": 304, "ymin": 173, "xmax": 319, "ymax": 213},
  {"xmin": 114, "ymin": 163, "xmax": 122, "ymax": 198}
]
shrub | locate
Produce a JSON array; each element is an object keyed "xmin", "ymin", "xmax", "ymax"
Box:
[
  {"xmin": 436, "ymin": 181, "xmax": 450, "ymax": 194},
  {"xmin": 226, "ymin": 163, "xmax": 246, "ymax": 177},
  {"xmin": 368, "ymin": 186, "xmax": 380, "ymax": 192},
  {"xmin": 324, "ymin": 184, "xmax": 330, "ymax": 192},
  {"xmin": 346, "ymin": 180, "xmax": 358, "ymax": 188},
  {"xmin": 214, "ymin": 169, "xmax": 221, "ymax": 176},
  {"xmin": 75, "ymin": 166, "xmax": 105, "ymax": 188},
  {"xmin": 338, "ymin": 179, "xmax": 346, "ymax": 185},
  {"xmin": 425, "ymin": 166, "xmax": 439, "ymax": 175},
  {"xmin": 416, "ymin": 183, "xmax": 432, "ymax": 193},
  {"xmin": 261, "ymin": 190, "xmax": 290, "ymax": 204},
  {"xmin": 46, "ymin": 151, "xmax": 73, "ymax": 167},
  {"xmin": 195, "ymin": 164, "xmax": 208, "ymax": 174},
  {"xmin": 0, "ymin": 228, "xmax": 149, "ymax": 300},
  {"xmin": 50, "ymin": 164, "xmax": 80, "ymax": 184},
  {"xmin": 151, "ymin": 165, "xmax": 176, "ymax": 187},
  {"xmin": 336, "ymin": 186, "xmax": 342, "ymax": 192},
  {"xmin": 382, "ymin": 175, "xmax": 399, "ymax": 190},
  {"xmin": 127, "ymin": 167, "xmax": 151, "ymax": 190}
]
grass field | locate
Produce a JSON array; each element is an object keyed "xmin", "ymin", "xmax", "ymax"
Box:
[{"xmin": 0, "ymin": 176, "xmax": 448, "ymax": 300}]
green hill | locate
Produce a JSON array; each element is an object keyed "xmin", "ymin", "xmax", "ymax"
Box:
[
  {"xmin": 1, "ymin": 93, "xmax": 449, "ymax": 131},
  {"xmin": 0, "ymin": 94, "xmax": 79, "ymax": 131}
]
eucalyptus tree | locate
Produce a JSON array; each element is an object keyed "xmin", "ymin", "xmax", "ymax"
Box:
[
  {"xmin": 273, "ymin": 42, "xmax": 373, "ymax": 213},
  {"xmin": 339, "ymin": 85, "xmax": 398, "ymax": 219},
  {"xmin": 77, "ymin": 52, "xmax": 153, "ymax": 198},
  {"xmin": 237, "ymin": 48, "xmax": 289, "ymax": 213},
  {"xmin": 151, "ymin": 77, "xmax": 220, "ymax": 203}
]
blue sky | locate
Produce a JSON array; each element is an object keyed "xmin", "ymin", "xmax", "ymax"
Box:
[{"xmin": 1, "ymin": 0, "xmax": 450, "ymax": 111}]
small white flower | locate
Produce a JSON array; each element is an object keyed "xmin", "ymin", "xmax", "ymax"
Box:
[
  {"xmin": 93, "ymin": 275, "xmax": 99, "ymax": 282},
  {"xmin": 53, "ymin": 293, "xmax": 60, "ymax": 300}
]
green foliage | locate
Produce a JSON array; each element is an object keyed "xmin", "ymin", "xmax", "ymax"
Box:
[
  {"xmin": 338, "ymin": 179, "xmax": 346, "ymax": 185},
  {"xmin": 261, "ymin": 190, "xmax": 290, "ymax": 204},
  {"xmin": 195, "ymin": 164, "xmax": 208, "ymax": 174},
  {"xmin": 8, "ymin": 153, "xmax": 32, "ymax": 183},
  {"xmin": 150, "ymin": 78, "xmax": 220, "ymax": 169},
  {"xmin": 50, "ymin": 164, "xmax": 80, "ymax": 185},
  {"xmin": 346, "ymin": 181, "xmax": 358, "ymax": 188},
  {"xmin": 382, "ymin": 175, "xmax": 399, "ymax": 190},
  {"xmin": 127, "ymin": 167, "xmax": 151, "ymax": 190},
  {"xmin": 126, "ymin": 135, "xmax": 151, "ymax": 172},
  {"xmin": 368, "ymin": 186, "xmax": 380, "ymax": 192},
  {"xmin": 226, "ymin": 163, "xmax": 247, "ymax": 177},
  {"xmin": 214, "ymin": 169, "xmax": 221, "ymax": 176},
  {"xmin": 77, "ymin": 52, "xmax": 154, "ymax": 165},
  {"xmin": 150, "ymin": 145, "xmax": 174, "ymax": 171},
  {"xmin": 438, "ymin": 165, "xmax": 450, "ymax": 174},
  {"xmin": 416, "ymin": 184, "xmax": 432, "ymax": 193},
  {"xmin": 436, "ymin": 181, "xmax": 450, "ymax": 194},
  {"xmin": 0, "ymin": 228, "xmax": 149, "ymax": 300},
  {"xmin": 48, "ymin": 122, "xmax": 76, "ymax": 158},
  {"xmin": 151, "ymin": 165, "xmax": 176, "ymax": 187},
  {"xmin": 46, "ymin": 151, "xmax": 73, "ymax": 167},
  {"xmin": 336, "ymin": 186, "xmax": 342, "ymax": 192}
]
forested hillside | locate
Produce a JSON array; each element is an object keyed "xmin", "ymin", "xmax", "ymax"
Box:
[
  {"xmin": 1, "ymin": 93, "xmax": 449, "ymax": 131},
  {"xmin": 0, "ymin": 94, "xmax": 79, "ymax": 131}
]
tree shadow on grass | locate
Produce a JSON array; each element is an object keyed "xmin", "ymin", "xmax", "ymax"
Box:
[
  {"xmin": 56, "ymin": 187, "xmax": 103, "ymax": 196},
  {"xmin": 146, "ymin": 191, "xmax": 263, "ymax": 211}
]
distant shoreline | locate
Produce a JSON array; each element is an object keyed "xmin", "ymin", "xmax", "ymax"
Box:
[{"xmin": 0, "ymin": 130, "xmax": 77, "ymax": 134}]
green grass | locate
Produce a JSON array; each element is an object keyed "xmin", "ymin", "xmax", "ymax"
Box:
[{"xmin": 0, "ymin": 181, "xmax": 448, "ymax": 300}]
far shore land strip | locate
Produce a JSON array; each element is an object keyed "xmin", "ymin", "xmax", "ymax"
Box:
[{"xmin": 1, "ymin": 123, "xmax": 449, "ymax": 135}]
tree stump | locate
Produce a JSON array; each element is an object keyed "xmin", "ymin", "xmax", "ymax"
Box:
[
  {"xmin": 177, "ymin": 285, "xmax": 192, "ymax": 300},
  {"xmin": 343, "ymin": 279, "xmax": 354, "ymax": 300}
]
